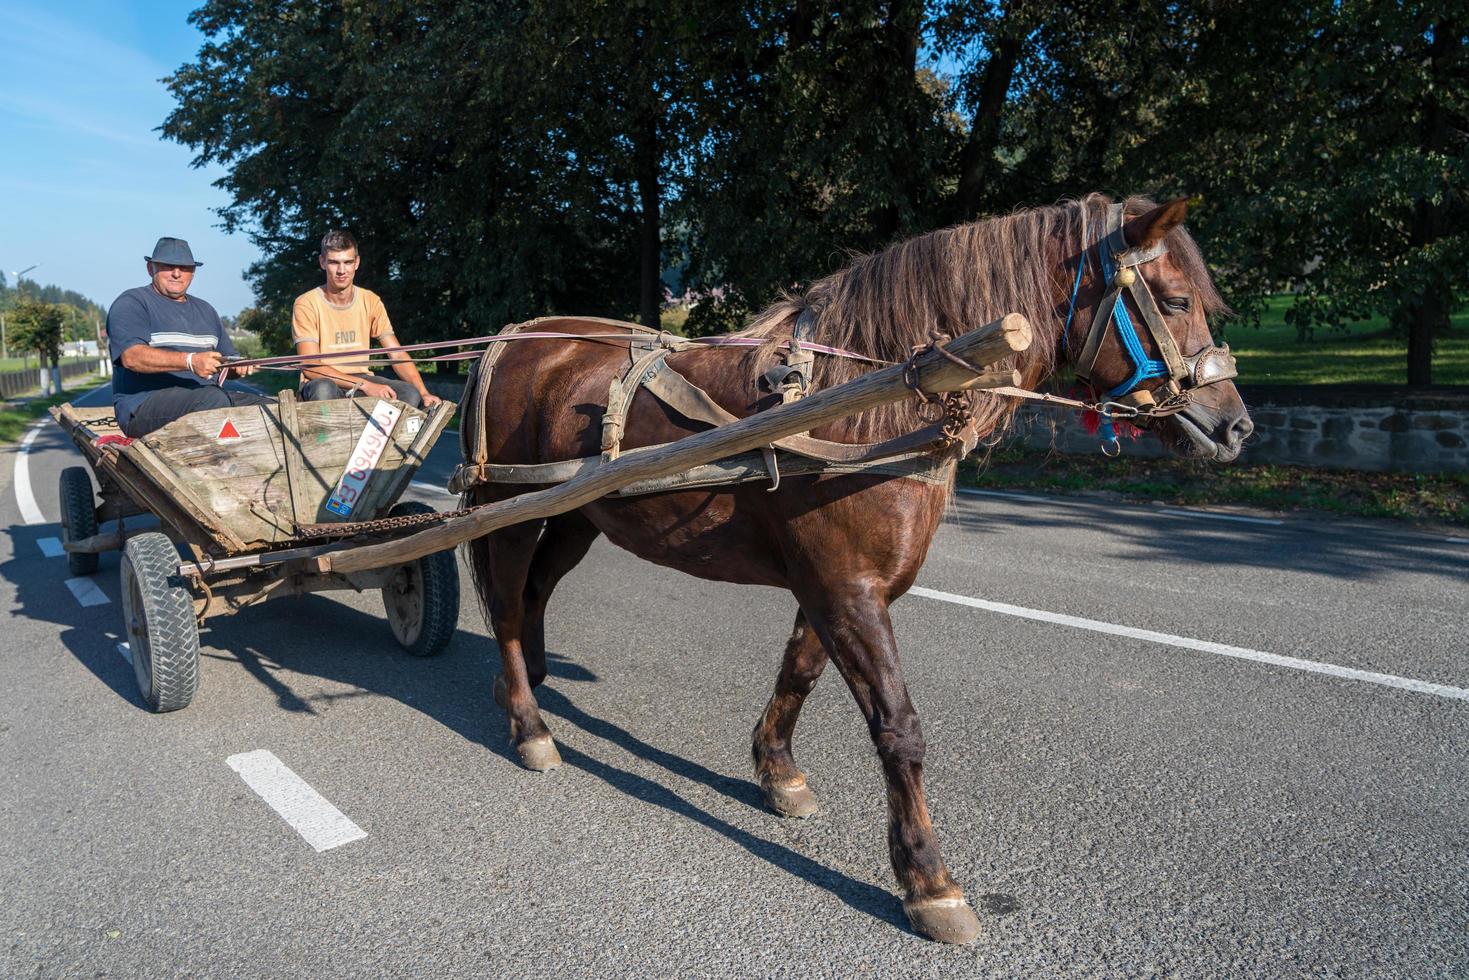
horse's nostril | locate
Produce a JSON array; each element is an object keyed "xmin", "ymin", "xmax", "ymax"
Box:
[{"xmin": 1229, "ymin": 415, "xmax": 1254, "ymax": 446}]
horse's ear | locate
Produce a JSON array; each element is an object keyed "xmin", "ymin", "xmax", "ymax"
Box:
[{"xmin": 1122, "ymin": 197, "xmax": 1189, "ymax": 252}]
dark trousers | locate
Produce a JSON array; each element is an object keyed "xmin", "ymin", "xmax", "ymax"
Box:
[
  {"xmin": 123, "ymin": 386, "xmax": 274, "ymax": 438},
  {"xmin": 300, "ymin": 372, "xmax": 422, "ymax": 409}
]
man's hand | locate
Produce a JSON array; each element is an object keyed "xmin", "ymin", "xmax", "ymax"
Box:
[
  {"xmin": 420, "ymin": 391, "xmax": 442, "ymax": 408},
  {"xmin": 360, "ymin": 381, "xmax": 399, "ymax": 401},
  {"xmin": 229, "ymin": 363, "xmax": 258, "ymax": 378},
  {"xmin": 188, "ymin": 350, "xmax": 226, "ymax": 377}
]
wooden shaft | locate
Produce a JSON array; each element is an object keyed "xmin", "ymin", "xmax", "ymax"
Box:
[{"xmin": 322, "ymin": 313, "xmax": 1031, "ymax": 574}]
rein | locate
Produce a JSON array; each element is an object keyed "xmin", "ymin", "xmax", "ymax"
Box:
[{"xmin": 219, "ymin": 328, "xmax": 892, "ymax": 378}]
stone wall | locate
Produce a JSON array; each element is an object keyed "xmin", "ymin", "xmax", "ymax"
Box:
[{"xmin": 1006, "ymin": 385, "xmax": 1469, "ymax": 473}]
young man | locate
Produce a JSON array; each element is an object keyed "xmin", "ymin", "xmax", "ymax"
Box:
[
  {"xmin": 292, "ymin": 231, "xmax": 441, "ymax": 409},
  {"xmin": 107, "ymin": 238, "xmax": 268, "ymax": 438}
]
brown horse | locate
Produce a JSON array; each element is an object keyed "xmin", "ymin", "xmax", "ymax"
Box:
[{"xmin": 459, "ymin": 194, "xmax": 1252, "ymax": 943}]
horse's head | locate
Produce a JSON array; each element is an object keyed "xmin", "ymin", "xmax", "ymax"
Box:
[{"xmin": 1063, "ymin": 198, "xmax": 1253, "ymax": 462}]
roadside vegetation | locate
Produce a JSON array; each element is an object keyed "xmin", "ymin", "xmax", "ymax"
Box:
[
  {"xmin": 0, "ymin": 383, "xmax": 103, "ymax": 445},
  {"xmin": 1225, "ymin": 297, "xmax": 1469, "ymax": 386}
]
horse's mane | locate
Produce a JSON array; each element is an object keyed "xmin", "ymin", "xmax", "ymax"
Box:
[{"xmin": 738, "ymin": 193, "xmax": 1225, "ymax": 442}]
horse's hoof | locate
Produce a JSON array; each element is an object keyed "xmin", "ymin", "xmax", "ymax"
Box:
[
  {"xmin": 904, "ymin": 896, "xmax": 981, "ymax": 944},
  {"xmin": 516, "ymin": 735, "xmax": 562, "ymax": 772},
  {"xmin": 492, "ymin": 674, "xmax": 509, "ymax": 710},
  {"xmin": 761, "ymin": 777, "xmax": 819, "ymax": 819}
]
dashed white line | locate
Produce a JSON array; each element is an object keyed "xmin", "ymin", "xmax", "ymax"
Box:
[
  {"xmin": 226, "ymin": 750, "xmax": 367, "ymax": 852},
  {"xmin": 37, "ymin": 537, "xmax": 64, "ymax": 557},
  {"xmin": 64, "ymin": 577, "xmax": 110, "ymax": 607},
  {"xmin": 14, "ymin": 423, "xmax": 47, "ymax": 525},
  {"xmin": 1158, "ymin": 508, "xmax": 1283, "ymax": 526},
  {"xmin": 909, "ymin": 585, "xmax": 1469, "ymax": 703}
]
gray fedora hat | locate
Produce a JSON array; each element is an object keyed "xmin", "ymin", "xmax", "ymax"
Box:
[{"xmin": 144, "ymin": 237, "xmax": 202, "ymax": 267}]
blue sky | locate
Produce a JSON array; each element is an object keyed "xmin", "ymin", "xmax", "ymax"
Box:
[{"xmin": 0, "ymin": 1, "xmax": 262, "ymax": 316}]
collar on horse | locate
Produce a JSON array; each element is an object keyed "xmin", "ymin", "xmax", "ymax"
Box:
[{"xmin": 1069, "ymin": 203, "xmax": 1237, "ymax": 417}]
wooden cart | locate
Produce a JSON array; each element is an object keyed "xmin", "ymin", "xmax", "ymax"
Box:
[{"xmin": 51, "ymin": 391, "xmax": 460, "ymax": 713}]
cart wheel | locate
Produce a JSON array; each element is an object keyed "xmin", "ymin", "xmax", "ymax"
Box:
[
  {"xmin": 381, "ymin": 501, "xmax": 459, "ymax": 657},
  {"xmin": 120, "ymin": 532, "xmax": 200, "ymax": 712},
  {"xmin": 59, "ymin": 466, "xmax": 99, "ymax": 576}
]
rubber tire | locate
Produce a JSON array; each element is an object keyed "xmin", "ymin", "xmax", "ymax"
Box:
[
  {"xmin": 380, "ymin": 501, "xmax": 459, "ymax": 657},
  {"xmin": 59, "ymin": 466, "xmax": 99, "ymax": 576},
  {"xmin": 120, "ymin": 532, "xmax": 200, "ymax": 712}
]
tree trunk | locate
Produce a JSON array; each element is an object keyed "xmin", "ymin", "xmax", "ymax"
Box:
[
  {"xmin": 1405, "ymin": 285, "xmax": 1445, "ymax": 386},
  {"xmin": 636, "ymin": 109, "xmax": 661, "ymax": 329},
  {"xmin": 1404, "ymin": 18, "xmax": 1457, "ymax": 386},
  {"xmin": 954, "ymin": 30, "xmax": 1021, "ymax": 222}
]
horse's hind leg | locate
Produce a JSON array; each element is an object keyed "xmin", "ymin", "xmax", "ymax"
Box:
[
  {"xmin": 517, "ymin": 511, "xmax": 601, "ymax": 692},
  {"xmin": 477, "ymin": 519, "xmax": 562, "ymax": 772},
  {"xmin": 752, "ymin": 611, "xmax": 829, "ymax": 818},
  {"xmin": 803, "ymin": 586, "xmax": 981, "ymax": 945}
]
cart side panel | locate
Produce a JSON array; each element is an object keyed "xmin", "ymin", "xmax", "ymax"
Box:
[{"xmin": 134, "ymin": 397, "xmax": 429, "ymax": 548}]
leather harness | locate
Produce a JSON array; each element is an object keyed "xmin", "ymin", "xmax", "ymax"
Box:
[{"xmin": 450, "ymin": 317, "xmax": 967, "ymax": 497}]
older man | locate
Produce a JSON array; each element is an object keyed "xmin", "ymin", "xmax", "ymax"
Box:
[
  {"xmin": 107, "ymin": 237, "xmax": 270, "ymax": 437},
  {"xmin": 292, "ymin": 230, "xmax": 441, "ymax": 409}
]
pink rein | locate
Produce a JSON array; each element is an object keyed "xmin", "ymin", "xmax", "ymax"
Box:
[{"xmin": 222, "ymin": 329, "xmax": 894, "ymax": 375}]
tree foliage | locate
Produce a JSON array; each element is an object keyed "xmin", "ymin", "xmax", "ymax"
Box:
[
  {"xmin": 164, "ymin": 1, "xmax": 1467, "ymax": 382},
  {"xmin": 7, "ymin": 299, "xmax": 66, "ymax": 368}
]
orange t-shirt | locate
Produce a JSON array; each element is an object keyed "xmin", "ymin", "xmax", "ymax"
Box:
[{"xmin": 291, "ymin": 286, "xmax": 392, "ymax": 375}]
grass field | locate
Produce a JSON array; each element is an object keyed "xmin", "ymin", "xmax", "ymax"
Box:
[
  {"xmin": 0, "ymin": 355, "xmax": 93, "ymax": 373},
  {"xmin": 1222, "ymin": 296, "xmax": 1468, "ymax": 385}
]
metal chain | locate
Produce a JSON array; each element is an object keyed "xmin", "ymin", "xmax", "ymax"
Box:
[{"xmin": 295, "ymin": 503, "xmax": 473, "ymax": 541}]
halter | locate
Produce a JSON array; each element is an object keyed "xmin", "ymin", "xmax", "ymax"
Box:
[{"xmin": 1068, "ymin": 204, "xmax": 1238, "ymax": 417}]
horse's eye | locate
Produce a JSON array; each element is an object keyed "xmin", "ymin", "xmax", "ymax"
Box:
[{"xmin": 1164, "ymin": 296, "xmax": 1191, "ymax": 314}]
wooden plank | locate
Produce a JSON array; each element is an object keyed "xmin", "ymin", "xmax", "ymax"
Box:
[
  {"xmin": 122, "ymin": 439, "xmax": 250, "ymax": 553},
  {"xmin": 320, "ymin": 313, "xmax": 1031, "ymax": 575},
  {"xmin": 359, "ymin": 399, "xmax": 457, "ymax": 513},
  {"xmin": 291, "ymin": 397, "xmax": 425, "ymax": 524},
  {"xmin": 338, "ymin": 397, "xmax": 421, "ymax": 521},
  {"xmin": 273, "ymin": 389, "xmax": 310, "ymax": 528},
  {"xmin": 97, "ymin": 452, "xmax": 221, "ymax": 553}
]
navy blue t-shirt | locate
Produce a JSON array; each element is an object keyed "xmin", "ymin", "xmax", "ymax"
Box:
[{"xmin": 107, "ymin": 285, "xmax": 237, "ymax": 430}]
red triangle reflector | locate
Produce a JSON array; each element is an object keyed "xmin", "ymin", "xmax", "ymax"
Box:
[{"xmin": 217, "ymin": 418, "xmax": 242, "ymax": 440}]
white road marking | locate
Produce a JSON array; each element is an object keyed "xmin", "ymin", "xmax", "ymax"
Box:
[
  {"xmin": 226, "ymin": 750, "xmax": 367, "ymax": 852},
  {"xmin": 37, "ymin": 537, "xmax": 64, "ymax": 557},
  {"xmin": 1158, "ymin": 508, "xmax": 1283, "ymax": 526},
  {"xmin": 410, "ymin": 480, "xmax": 457, "ymax": 497},
  {"xmin": 909, "ymin": 585, "xmax": 1469, "ymax": 703},
  {"xmin": 12, "ymin": 382, "xmax": 109, "ymax": 527},
  {"xmin": 14, "ymin": 423, "xmax": 47, "ymax": 525},
  {"xmin": 955, "ymin": 488, "xmax": 1058, "ymax": 504},
  {"xmin": 64, "ymin": 577, "xmax": 109, "ymax": 607},
  {"xmin": 117, "ymin": 642, "xmax": 132, "ymax": 664}
]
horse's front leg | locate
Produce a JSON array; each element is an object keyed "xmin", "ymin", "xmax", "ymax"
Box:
[
  {"xmin": 751, "ymin": 611, "xmax": 831, "ymax": 818},
  {"xmin": 476, "ymin": 521, "xmax": 562, "ymax": 772},
  {"xmin": 803, "ymin": 586, "xmax": 981, "ymax": 945}
]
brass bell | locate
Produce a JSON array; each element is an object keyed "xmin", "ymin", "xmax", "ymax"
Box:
[{"xmin": 1114, "ymin": 267, "xmax": 1137, "ymax": 287}]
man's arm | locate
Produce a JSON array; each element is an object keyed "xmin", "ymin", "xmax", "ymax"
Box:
[
  {"xmin": 110, "ymin": 294, "xmax": 232, "ymax": 378},
  {"xmin": 119, "ymin": 344, "xmax": 227, "ymax": 378},
  {"xmin": 378, "ymin": 332, "xmax": 441, "ymax": 407}
]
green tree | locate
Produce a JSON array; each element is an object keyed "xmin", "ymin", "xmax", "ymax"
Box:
[{"xmin": 9, "ymin": 299, "xmax": 66, "ymax": 389}]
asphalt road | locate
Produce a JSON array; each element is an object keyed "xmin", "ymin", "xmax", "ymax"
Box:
[{"xmin": 3, "ymin": 382, "xmax": 1467, "ymax": 977}]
